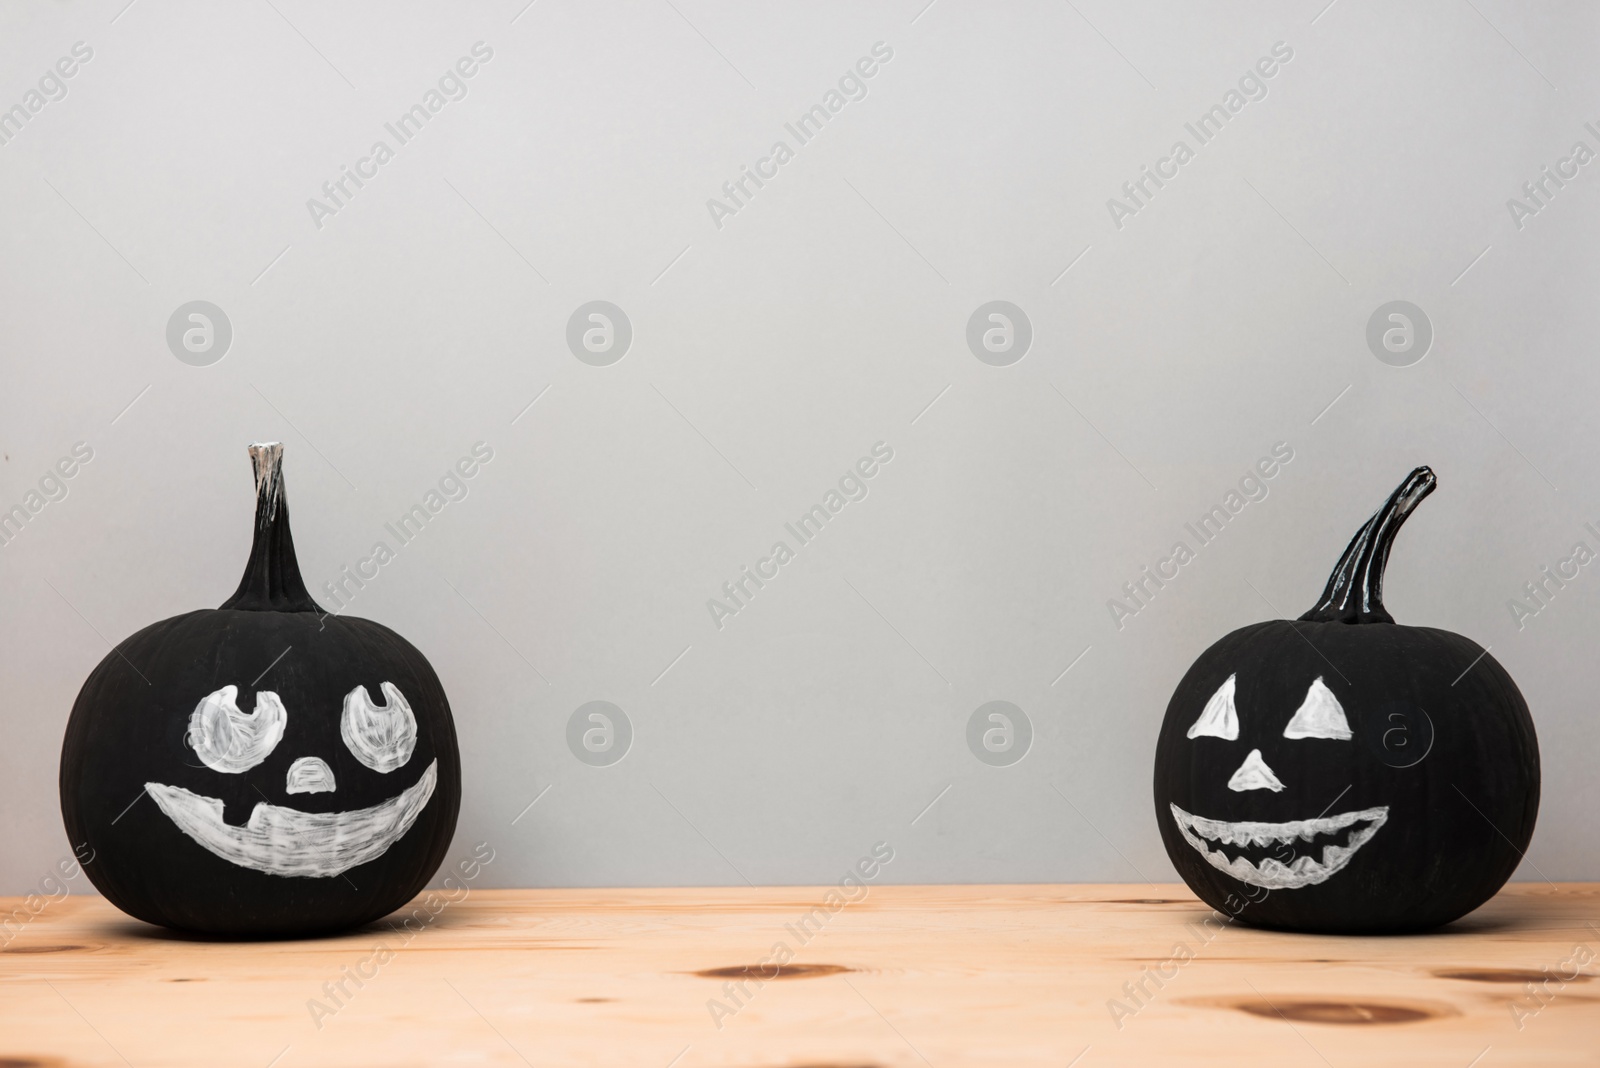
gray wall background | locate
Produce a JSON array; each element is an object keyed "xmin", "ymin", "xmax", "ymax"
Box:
[{"xmin": 2, "ymin": 0, "xmax": 1597, "ymax": 895}]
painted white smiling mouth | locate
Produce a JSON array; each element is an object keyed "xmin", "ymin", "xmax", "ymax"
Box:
[
  {"xmin": 1169, "ymin": 802, "xmax": 1388, "ymax": 890},
  {"xmin": 145, "ymin": 760, "xmax": 437, "ymax": 878}
]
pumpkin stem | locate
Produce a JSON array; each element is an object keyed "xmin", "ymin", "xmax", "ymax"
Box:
[
  {"xmin": 1299, "ymin": 466, "xmax": 1436, "ymax": 625},
  {"xmin": 220, "ymin": 442, "xmax": 320, "ymax": 613}
]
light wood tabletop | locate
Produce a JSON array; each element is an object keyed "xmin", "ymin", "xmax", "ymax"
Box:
[{"xmin": 1, "ymin": 883, "xmax": 1596, "ymax": 1067}]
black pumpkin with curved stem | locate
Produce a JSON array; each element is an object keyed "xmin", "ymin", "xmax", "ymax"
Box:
[
  {"xmin": 60, "ymin": 444, "xmax": 461, "ymax": 938},
  {"xmin": 1153, "ymin": 467, "xmax": 1539, "ymax": 933}
]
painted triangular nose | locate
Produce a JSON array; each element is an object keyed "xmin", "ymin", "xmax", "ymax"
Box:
[{"xmin": 1227, "ymin": 748, "xmax": 1285, "ymax": 792}]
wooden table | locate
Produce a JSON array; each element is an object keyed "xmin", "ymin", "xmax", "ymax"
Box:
[{"xmin": 2, "ymin": 884, "xmax": 1596, "ymax": 1066}]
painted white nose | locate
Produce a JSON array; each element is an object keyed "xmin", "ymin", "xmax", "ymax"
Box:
[
  {"xmin": 285, "ymin": 756, "xmax": 337, "ymax": 794},
  {"xmin": 1227, "ymin": 748, "xmax": 1285, "ymax": 792}
]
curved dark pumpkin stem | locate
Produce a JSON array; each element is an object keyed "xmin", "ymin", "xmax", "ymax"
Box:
[
  {"xmin": 1299, "ymin": 466, "xmax": 1436, "ymax": 625},
  {"xmin": 220, "ymin": 442, "xmax": 319, "ymax": 613}
]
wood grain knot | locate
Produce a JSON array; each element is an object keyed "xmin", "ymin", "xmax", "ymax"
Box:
[
  {"xmin": 1435, "ymin": 968, "xmax": 1590, "ymax": 984},
  {"xmin": 575, "ymin": 997, "xmax": 614, "ymax": 1003},
  {"xmin": 694, "ymin": 963, "xmax": 852, "ymax": 981},
  {"xmin": 0, "ymin": 1057, "xmax": 64, "ymax": 1068},
  {"xmin": 1232, "ymin": 999, "xmax": 1439, "ymax": 1025},
  {"xmin": 1106, "ymin": 899, "xmax": 1181, "ymax": 905},
  {"xmin": 0, "ymin": 944, "xmax": 90, "ymax": 955}
]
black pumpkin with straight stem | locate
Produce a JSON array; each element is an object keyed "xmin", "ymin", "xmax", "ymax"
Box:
[
  {"xmin": 1153, "ymin": 467, "xmax": 1539, "ymax": 933},
  {"xmin": 60, "ymin": 443, "xmax": 461, "ymax": 937}
]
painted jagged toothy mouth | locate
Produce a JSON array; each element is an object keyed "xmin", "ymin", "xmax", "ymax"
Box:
[
  {"xmin": 145, "ymin": 760, "xmax": 437, "ymax": 879},
  {"xmin": 1169, "ymin": 802, "xmax": 1388, "ymax": 890}
]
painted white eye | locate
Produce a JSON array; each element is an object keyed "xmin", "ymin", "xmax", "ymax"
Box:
[
  {"xmin": 340, "ymin": 682, "xmax": 418, "ymax": 773},
  {"xmin": 186, "ymin": 685, "xmax": 287, "ymax": 774},
  {"xmin": 1187, "ymin": 674, "xmax": 1239, "ymax": 740},
  {"xmin": 1282, "ymin": 677, "xmax": 1352, "ymax": 740}
]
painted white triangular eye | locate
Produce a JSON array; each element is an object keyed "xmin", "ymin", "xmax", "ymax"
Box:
[
  {"xmin": 341, "ymin": 682, "xmax": 418, "ymax": 773},
  {"xmin": 1187, "ymin": 674, "xmax": 1239, "ymax": 740},
  {"xmin": 1282, "ymin": 677, "xmax": 1353, "ymax": 740},
  {"xmin": 1227, "ymin": 748, "xmax": 1285, "ymax": 792},
  {"xmin": 186, "ymin": 685, "xmax": 287, "ymax": 773}
]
